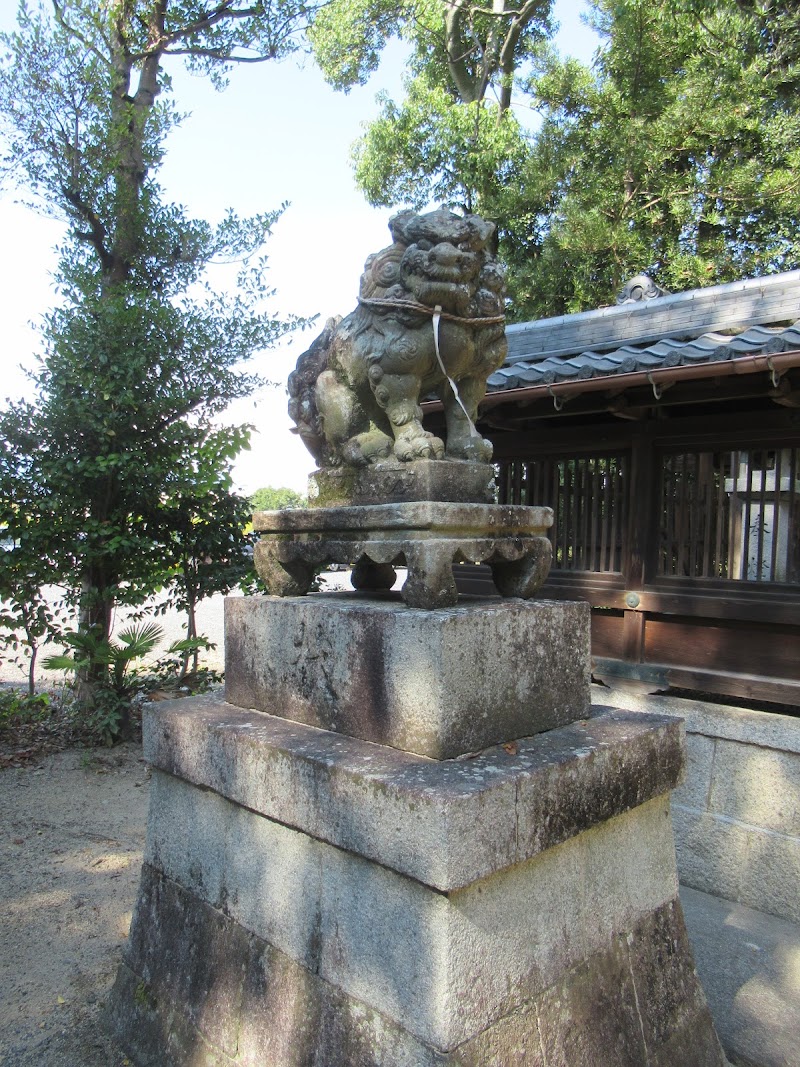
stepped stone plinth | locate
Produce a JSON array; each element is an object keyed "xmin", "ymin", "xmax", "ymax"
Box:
[
  {"xmin": 107, "ymin": 587, "xmax": 724, "ymax": 1066},
  {"xmin": 107, "ymin": 693, "xmax": 724, "ymax": 1065},
  {"xmin": 106, "ymin": 207, "xmax": 723, "ymax": 1066}
]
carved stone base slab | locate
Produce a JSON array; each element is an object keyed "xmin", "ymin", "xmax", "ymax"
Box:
[{"xmin": 252, "ymin": 502, "xmax": 553, "ymax": 609}]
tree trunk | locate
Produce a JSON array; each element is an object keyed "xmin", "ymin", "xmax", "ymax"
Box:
[
  {"xmin": 27, "ymin": 641, "xmax": 37, "ymax": 698},
  {"xmin": 181, "ymin": 583, "xmax": 198, "ymax": 682},
  {"xmin": 76, "ymin": 568, "xmax": 115, "ymax": 703},
  {"xmin": 107, "ymin": 6, "xmax": 164, "ymax": 285}
]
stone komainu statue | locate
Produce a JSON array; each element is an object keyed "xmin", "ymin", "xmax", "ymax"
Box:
[{"xmin": 288, "ymin": 208, "xmax": 507, "ymax": 469}]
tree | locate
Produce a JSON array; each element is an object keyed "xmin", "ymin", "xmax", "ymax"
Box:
[
  {"xmin": 0, "ymin": 433, "xmax": 69, "ymax": 695},
  {"xmin": 0, "ymin": 0, "xmax": 313, "ymax": 716},
  {"xmin": 502, "ymin": 0, "xmax": 800, "ymax": 316},
  {"xmin": 312, "ymin": 0, "xmax": 800, "ymax": 318},
  {"xmin": 160, "ymin": 428, "xmax": 257, "ymax": 679},
  {"xmin": 249, "ymin": 485, "xmax": 307, "ymax": 511},
  {"xmin": 309, "ymin": 0, "xmax": 554, "ymax": 212}
]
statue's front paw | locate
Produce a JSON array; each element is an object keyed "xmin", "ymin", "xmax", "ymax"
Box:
[
  {"xmin": 447, "ymin": 435, "xmax": 493, "ymax": 463},
  {"xmin": 342, "ymin": 429, "xmax": 393, "ymax": 467},
  {"xmin": 394, "ymin": 429, "xmax": 445, "ymax": 461}
]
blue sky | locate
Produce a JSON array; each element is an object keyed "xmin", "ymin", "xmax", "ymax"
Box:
[{"xmin": 0, "ymin": 0, "xmax": 599, "ymax": 493}]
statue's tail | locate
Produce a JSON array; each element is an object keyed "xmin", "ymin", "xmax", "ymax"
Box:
[{"xmin": 287, "ymin": 316, "xmax": 342, "ymax": 465}]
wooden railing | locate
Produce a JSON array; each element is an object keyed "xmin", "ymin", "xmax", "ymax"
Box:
[{"xmin": 480, "ymin": 428, "xmax": 800, "ymax": 708}]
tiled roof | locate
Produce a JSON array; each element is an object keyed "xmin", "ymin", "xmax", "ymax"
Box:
[
  {"xmin": 488, "ymin": 323, "xmax": 800, "ymax": 391},
  {"xmin": 487, "ymin": 271, "xmax": 800, "ymax": 394}
]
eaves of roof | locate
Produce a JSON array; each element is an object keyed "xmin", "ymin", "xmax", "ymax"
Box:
[
  {"xmin": 478, "ymin": 347, "xmax": 800, "ymax": 412},
  {"xmin": 502, "ymin": 270, "xmax": 800, "ymax": 365},
  {"xmin": 486, "ymin": 322, "xmax": 800, "ymax": 394},
  {"xmin": 420, "ymin": 271, "xmax": 800, "ymax": 414}
]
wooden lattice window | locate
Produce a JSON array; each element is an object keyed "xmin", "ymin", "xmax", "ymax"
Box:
[
  {"xmin": 658, "ymin": 447, "xmax": 800, "ymax": 583},
  {"xmin": 497, "ymin": 455, "xmax": 627, "ymax": 573}
]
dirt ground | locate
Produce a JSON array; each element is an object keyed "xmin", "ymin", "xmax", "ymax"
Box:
[
  {"xmin": 0, "ymin": 593, "xmax": 227, "ymax": 1065},
  {"xmin": 0, "ymin": 577, "xmax": 362, "ymax": 1067},
  {"xmin": 0, "ymin": 742, "xmax": 149, "ymax": 1067}
]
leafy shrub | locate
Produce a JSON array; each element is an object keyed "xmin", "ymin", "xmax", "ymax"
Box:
[
  {"xmin": 43, "ymin": 621, "xmax": 166, "ymax": 744},
  {"xmin": 134, "ymin": 636, "xmax": 223, "ymax": 696},
  {"xmin": 0, "ymin": 689, "xmax": 51, "ymax": 733}
]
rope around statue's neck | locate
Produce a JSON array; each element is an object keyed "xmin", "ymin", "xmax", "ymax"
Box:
[
  {"xmin": 357, "ymin": 296, "xmax": 505, "ymax": 326},
  {"xmin": 358, "ymin": 296, "xmax": 498, "ymax": 440}
]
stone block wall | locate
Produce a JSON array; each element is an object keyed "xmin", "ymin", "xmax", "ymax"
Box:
[{"xmin": 594, "ymin": 688, "xmax": 800, "ymax": 925}]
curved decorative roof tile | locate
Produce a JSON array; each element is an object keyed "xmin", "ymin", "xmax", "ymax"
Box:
[{"xmin": 489, "ymin": 274, "xmax": 800, "ymax": 393}]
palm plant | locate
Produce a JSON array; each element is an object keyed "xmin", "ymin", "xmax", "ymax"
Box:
[{"xmin": 44, "ymin": 621, "xmax": 165, "ymax": 742}]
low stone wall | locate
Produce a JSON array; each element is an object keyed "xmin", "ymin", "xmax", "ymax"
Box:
[{"xmin": 593, "ymin": 688, "xmax": 800, "ymax": 925}]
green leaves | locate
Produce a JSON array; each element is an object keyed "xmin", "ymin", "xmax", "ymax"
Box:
[
  {"xmin": 312, "ymin": 0, "xmax": 552, "ymax": 213},
  {"xmin": 354, "ymin": 81, "xmax": 531, "ymax": 210},
  {"xmin": 249, "ymin": 486, "xmax": 307, "ymax": 511},
  {"xmin": 501, "ymin": 0, "xmax": 800, "ymax": 316},
  {"xmin": 315, "ymin": 0, "xmax": 800, "ymax": 318},
  {"xmin": 0, "ymin": 0, "xmax": 311, "ymax": 726},
  {"xmin": 308, "ymin": 0, "xmax": 401, "ymax": 90},
  {"xmin": 42, "ymin": 621, "xmax": 164, "ymax": 690}
]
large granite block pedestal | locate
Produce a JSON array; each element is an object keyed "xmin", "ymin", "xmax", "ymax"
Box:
[
  {"xmin": 107, "ymin": 659, "xmax": 724, "ymax": 1064},
  {"xmin": 224, "ymin": 594, "xmax": 590, "ymax": 759}
]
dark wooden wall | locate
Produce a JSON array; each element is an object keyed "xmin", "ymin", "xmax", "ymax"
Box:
[{"xmin": 457, "ymin": 409, "xmax": 800, "ymax": 708}]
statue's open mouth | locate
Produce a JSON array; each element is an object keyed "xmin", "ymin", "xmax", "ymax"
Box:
[
  {"xmin": 407, "ymin": 279, "xmax": 472, "ymax": 316},
  {"xmin": 400, "ymin": 244, "xmax": 481, "ymax": 316},
  {"xmin": 402, "ymin": 244, "xmax": 480, "ymax": 285}
]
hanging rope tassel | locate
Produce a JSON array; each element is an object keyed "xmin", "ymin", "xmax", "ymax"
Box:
[{"xmin": 432, "ymin": 305, "xmax": 481, "ymax": 439}]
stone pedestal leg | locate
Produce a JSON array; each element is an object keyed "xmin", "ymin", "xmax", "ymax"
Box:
[
  {"xmin": 351, "ymin": 557, "xmax": 397, "ymax": 591},
  {"xmin": 253, "ymin": 541, "xmax": 317, "ymax": 597},
  {"xmin": 401, "ymin": 541, "xmax": 458, "ymax": 608},
  {"xmin": 490, "ymin": 537, "xmax": 553, "ymax": 599}
]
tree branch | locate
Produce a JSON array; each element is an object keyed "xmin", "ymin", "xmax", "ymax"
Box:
[
  {"xmin": 126, "ymin": 1, "xmax": 311, "ymax": 63},
  {"xmin": 162, "ymin": 45, "xmax": 281, "ymax": 61},
  {"xmin": 452, "ymin": 2, "xmax": 531, "ymax": 15},
  {"xmin": 499, "ymin": 0, "xmax": 546, "ymax": 69},
  {"xmin": 61, "ymin": 186, "xmax": 114, "ymax": 272},
  {"xmin": 51, "ymin": 0, "xmax": 113, "ymax": 69},
  {"xmin": 155, "ymin": 1, "xmax": 264, "ymax": 48},
  {"xmin": 132, "ymin": 0, "xmax": 167, "ymax": 108},
  {"xmin": 444, "ymin": 0, "xmax": 480, "ymax": 103},
  {"xmin": 477, "ymin": 0, "xmax": 506, "ymax": 101},
  {"xmin": 488, "ymin": 0, "xmax": 541, "ymax": 111}
]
